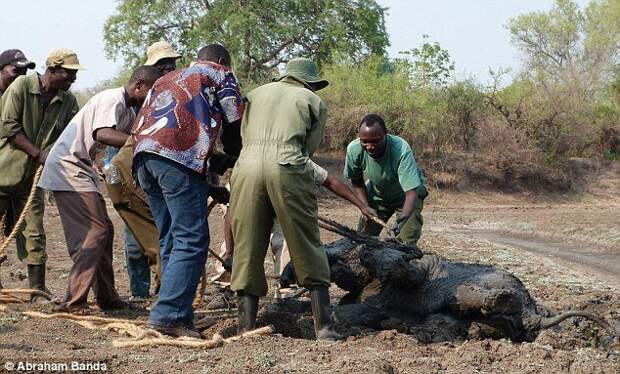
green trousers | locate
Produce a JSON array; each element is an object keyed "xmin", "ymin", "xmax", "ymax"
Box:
[
  {"xmin": 229, "ymin": 157, "xmax": 330, "ymax": 297},
  {"xmin": 358, "ymin": 197, "xmax": 424, "ymax": 246},
  {"xmin": 0, "ymin": 183, "xmax": 47, "ymax": 265}
]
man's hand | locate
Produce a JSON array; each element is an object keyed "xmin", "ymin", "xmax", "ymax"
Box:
[
  {"xmin": 209, "ymin": 152, "xmax": 237, "ymax": 175},
  {"xmin": 360, "ymin": 206, "xmax": 379, "ymax": 231},
  {"xmin": 36, "ymin": 149, "xmax": 48, "ymax": 165},
  {"xmin": 390, "ymin": 216, "xmax": 409, "ymax": 236},
  {"xmin": 209, "ymin": 185, "xmax": 231, "ymax": 205}
]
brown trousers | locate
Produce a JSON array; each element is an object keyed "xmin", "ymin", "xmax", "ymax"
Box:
[
  {"xmin": 107, "ymin": 138, "xmax": 161, "ymax": 286},
  {"xmin": 54, "ymin": 191, "xmax": 119, "ymax": 308}
]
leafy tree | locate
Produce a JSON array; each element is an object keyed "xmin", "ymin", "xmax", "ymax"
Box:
[
  {"xmin": 103, "ymin": 0, "xmax": 389, "ymax": 80},
  {"xmin": 398, "ymin": 35, "xmax": 455, "ymax": 87},
  {"xmin": 508, "ymin": 0, "xmax": 619, "ymax": 90}
]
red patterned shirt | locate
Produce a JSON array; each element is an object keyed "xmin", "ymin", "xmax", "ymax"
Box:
[{"xmin": 132, "ymin": 62, "xmax": 244, "ymax": 174}]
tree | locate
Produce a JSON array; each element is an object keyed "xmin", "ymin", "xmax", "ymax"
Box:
[
  {"xmin": 103, "ymin": 0, "xmax": 389, "ymax": 80},
  {"xmin": 398, "ymin": 35, "xmax": 455, "ymax": 87},
  {"xmin": 508, "ymin": 0, "xmax": 619, "ymax": 91}
]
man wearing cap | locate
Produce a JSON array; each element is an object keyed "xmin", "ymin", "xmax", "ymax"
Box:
[
  {"xmin": 144, "ymin": 41, "xmax": 181, "ymax": 74},
  {"xmin": 0, "ymin": 48, "xmax": 82, "ymax": 300},
  {"xmin": 0, "ymin": 49, "xmax": 36, "ymax": 97},
  {"xmin": 229, "ymin": 58, "xmax": 340, "ymax": 340}
]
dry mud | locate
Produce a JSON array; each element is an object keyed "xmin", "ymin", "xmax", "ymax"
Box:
[{"xmin": 0, "ymin": 160, "xmax": 618, "ymax": 373}]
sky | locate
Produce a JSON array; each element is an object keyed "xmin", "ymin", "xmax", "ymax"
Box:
[{"xmin": 0, "ymin": 0, "xmax": 591, "ymax": 90}]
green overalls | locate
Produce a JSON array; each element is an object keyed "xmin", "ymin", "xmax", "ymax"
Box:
[{"xmin": 229, "ymin": 76, "xmax": 330, "ymax": 297}]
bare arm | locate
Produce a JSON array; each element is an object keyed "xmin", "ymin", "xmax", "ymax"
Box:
[
  {"xmin": 94, "ymin": 128, "xmax": 130, "ymax": 148},
  {"xmin": 400, "ymin": 189, "xmax": 418, "ymax": 221},
  {"xmin": 323, "ymin": 175, "xmax": 374, "ymax": 219},
  {"xmin": 350, "ymin": 177, "xmax": 370, "ymax": 208},
  {"xmin": 223, "ymin": 210, "xmax": 234, "ymax": 262},
  {"xmin": 8, "ymin": 132, "xmax": 47, "ymax": 164}
]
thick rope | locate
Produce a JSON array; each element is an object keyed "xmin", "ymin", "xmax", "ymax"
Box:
[
  {"xmin": 22, "ymin": 309, "xmax": 273, "ymax": 349},
  {"xmin": 0, "ymin": 288, "xmax": 52, "ymax": 303},
  {"xmin": 0, "ymin": 166, "xmax": 43, "ymax": 256},
  {"xmin": 0, "ymin": 166, "xmax": 44, "ymax": 294},
  {"xmin": 112, "ymin": 326, "xmax": 273, "ymax": 348},
  {"xmin": 23, "ymin": 311, "xmax": 148, "ymax": 325}
]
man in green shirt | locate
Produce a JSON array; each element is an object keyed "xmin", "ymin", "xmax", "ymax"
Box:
[
  {"xmin": 229, "ymin": 58, "xmax": 340, "ymax": 340},
  {"xmin": 344, "ymin": 113, "xmax": 428, "ymax": 247},
  {"xmin": 0, "ymin": 48, "xmax": 82, "ymax": 300},
  {"xmin": 0, "ymin": 49, "xmax": 36, "ymax": 97}
]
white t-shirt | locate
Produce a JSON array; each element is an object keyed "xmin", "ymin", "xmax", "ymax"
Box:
[{"xmin": 39, "ymin": 87, "xmax": 135, "ymax": 193}]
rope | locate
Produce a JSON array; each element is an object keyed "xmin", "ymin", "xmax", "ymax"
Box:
[
  {"xmin": 21, "ymin": 309, "xmax": 273, "ymax": 349},
  {"xmin": 0, "ymin": 166, "xmax": 43, "ymax": 256},
  {"xmin": 112, "ymin": 326, "xmax": 273, "ymax": 348},
  {"xmin": 0, "ymin": 288, "xmax": 52, "ymax": 303}
]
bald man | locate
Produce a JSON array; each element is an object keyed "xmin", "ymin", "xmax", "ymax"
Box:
[{"xmin": 39, "ymin": 66, "xmax": 163, "ymax": 313}]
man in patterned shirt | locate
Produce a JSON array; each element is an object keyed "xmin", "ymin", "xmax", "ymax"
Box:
[{"xmin": 132, "ymin": 44, "xmax": 243, "ymax": 338}]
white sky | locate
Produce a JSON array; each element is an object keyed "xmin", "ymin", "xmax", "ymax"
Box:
[{"xmin": 0, "ymin": 0, "xmax": 591, "ymax": 89}]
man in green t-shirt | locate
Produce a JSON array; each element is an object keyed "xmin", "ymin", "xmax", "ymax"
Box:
[{"xmin": 344, "ymin": 113, "xmax": 428, "ymax": 247}]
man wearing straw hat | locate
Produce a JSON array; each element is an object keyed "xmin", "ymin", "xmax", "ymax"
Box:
[
  {"xmin": 144, "ymin": 41, "xmax": 181, "ymax": 74},
  {"xmin": 0, "ymin": 49, "xmax": 81, "ymax": 301},
  {"xmin": 229, "ymin": 58, "xmax": 341, "ymax": 340},
  {"xmin": 104, "ymin": 40, "xmax": 182, "ymax": 301}
]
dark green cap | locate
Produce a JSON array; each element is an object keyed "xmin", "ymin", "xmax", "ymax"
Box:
[{"xmin": 274, "ymin": 58, "xmax": 329, "ymax": 91}]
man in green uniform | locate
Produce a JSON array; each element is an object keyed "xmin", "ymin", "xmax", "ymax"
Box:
[
  {"xmin": 230, "ymin": 58, "xmax": 340, "ymax": 340},
  {"xmin": 0, "ymin": 49, "xmax": 82, "ymax": 300},
  {"xmin": 0, "ymin": 49, "xmax": 36, "ymax": 97},
  {"xmin": 344, "ymin": 113, "xmax": 428, "ymax": 247}
]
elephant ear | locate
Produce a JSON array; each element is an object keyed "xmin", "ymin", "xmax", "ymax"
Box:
[{"xmin": 359, "ymin": 247, "xmax": 427, "ymax": 287}]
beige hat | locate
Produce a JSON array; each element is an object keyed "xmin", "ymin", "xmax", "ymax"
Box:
[
  {"xmin": 145, "ymin": 41, "xmax": 181, "ymax": 66},
  {"xmin": 45, "ymin": 48, "xmax": 85, "ymax": 70}
]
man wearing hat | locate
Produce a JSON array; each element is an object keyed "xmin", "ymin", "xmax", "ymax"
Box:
[
  {"xmin": 144, "ymin": 41, "xmax": 181, "ymax": 74},
  {"xmin": 0, "ymin": 48, "xmax": 82, "ymax": 301},
  {"xmin": 229, "ymin": 58, "xmax": 341, "ymax": 340},
  {"xmin": 0, "ymin": 49, "xmax": 36, "ymax": 97},
  {"xmin": 103, "ymin": 40, "xmax": 182, "ymax": 302}
]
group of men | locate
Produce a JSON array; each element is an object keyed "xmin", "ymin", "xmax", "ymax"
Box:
[{"xmin": 0, "ymin": 41, "xmax": 427, "ymax": 340}]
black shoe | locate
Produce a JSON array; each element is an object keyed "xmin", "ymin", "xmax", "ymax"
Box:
[
  {"xmin": 309, "ymin": 286, "xmax": 343, "ymax": 341},
  {"xmin": 27, "ymin": 264, "xmax": 53, "ymax": 303},
  {"xmin": 237, "ymin": 291, "xmax": 259, "ymax": 334},
  {"xmin": 148, "ymin": 324, "xmax": 203, "ymax": 339},
  {"xmin": 95, "ymin": 299, "xmax": 132, "ymax": 311}
]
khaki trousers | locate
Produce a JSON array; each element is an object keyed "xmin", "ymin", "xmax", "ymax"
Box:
[{"xmin": 107, "ymin": 140, "xmax": 161, "ymax": 286}]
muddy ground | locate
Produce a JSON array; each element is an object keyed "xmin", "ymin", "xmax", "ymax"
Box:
[{"xmin": 0, "ymin": 157, "xmax": 618, "ymax": 373}]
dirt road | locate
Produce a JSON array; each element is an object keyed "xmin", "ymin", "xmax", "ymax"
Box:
[{"xmin": 0, "ymin": 167, "xmax": 618, "ymax": 373}]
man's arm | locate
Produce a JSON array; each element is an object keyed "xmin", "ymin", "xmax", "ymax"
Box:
[
  {"xmin": 400, "ymin": 189, "xmax": 418, "ymax": 222},
  {"xmin": 323, "ymin": 175, "xmax": 375, "ymax": 219},
  {"xmin": 350, "ymin": 177, "xmax": 370, "ymax": 207},
  {"xmin": 306, "ymin": 100, "xmax": 327, "ymax": 157},
  {"xmin": 94, "ymin": 128, "xmax": 130, "ymax": 148},
  {"xmin": 8, "ymin": 132, "xmax": 47, "ymax": 164}
]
